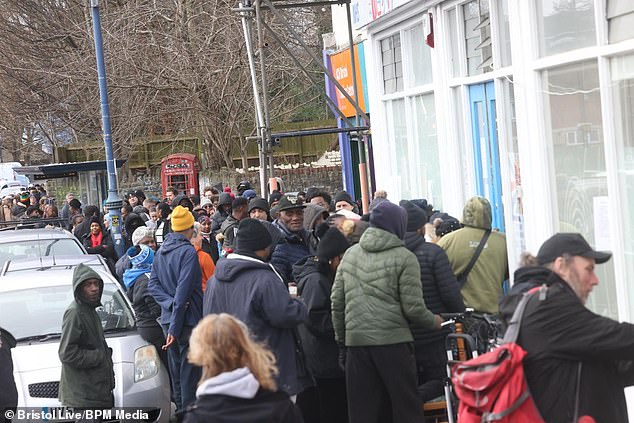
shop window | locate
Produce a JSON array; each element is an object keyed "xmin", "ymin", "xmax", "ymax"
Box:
[
  {"xmin": 381, "ymin": 34, "xmax": 403, "ymax": 94},
  {"xmin": 385, "ymin": 99, "xmax": 411, "ymax": 198},
  {"xmin": 611, "ymin": 53, "xmax": 634, "ymax": 319},
  {"xmin": 405, "ymin": 24, "xmax": 433, "ymax": 87},
  {"xmin": 463, "ymin": 0, "xmax": 492, "ymax": 76},
  {"xmin": 544, "ymin": 60, "xmax": 617, "ymax": 319},
  {"xmin": 538, "ymin": 0, "xmax": 596, "ymax": 57},
  {"xmin": 412, "ymin": 94, "xmax": 441, "ymax": 208}
]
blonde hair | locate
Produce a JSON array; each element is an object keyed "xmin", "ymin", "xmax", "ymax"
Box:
[{"xmin": 188, "ymin": 313, "xmax": 279, "ymax": 391}]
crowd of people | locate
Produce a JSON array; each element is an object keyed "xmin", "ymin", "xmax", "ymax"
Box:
[{"xmin": 38, "ymin": 180, "xmax": 634, "ymax": 423}]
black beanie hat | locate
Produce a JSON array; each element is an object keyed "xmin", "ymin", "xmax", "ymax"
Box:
[
  {"xmin": 369, "ymin": 201, "xmax": 407, "ymax": 240},
  {"xmin": 334, "ymin": 191, "xmax": 354, "ymax": 206},
  {"xmin": 235, "ymin": 218, "xmax": 273, "ymax": 252},
  {"xmin": 268, "ymin": 190, "xmax": 283, "ymax": 206},
  {"xmin": 249, "ymin": 197, "xmax": 270, "ymax": 213},
  {"xmin": 317, "ymin": 227, "xmax": 350, "ymax": 260},
  {"xmin": 399, "ymin": 200, "xmax": 426, "ymax": 232}
]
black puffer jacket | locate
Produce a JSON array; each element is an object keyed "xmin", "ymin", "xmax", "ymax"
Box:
[
  {"xmin": 292, "ymin": 256, "xmax": 342, "ymax": 379},
  {"xmin": 403, "ymin": 232, "xmax": 464, "ymax": 346},
  {"xmin": 124, "ymin": 273, "xmax": 162, "ymax": 328}
]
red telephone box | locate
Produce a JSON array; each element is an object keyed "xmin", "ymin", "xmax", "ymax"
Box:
[{"xmin": 161, "ymin": 153, "xmax": 200, "ymax": 198}]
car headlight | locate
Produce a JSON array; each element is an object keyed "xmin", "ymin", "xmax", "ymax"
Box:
[{"xmin": 134, "ymin": 345, "xmax": 160, "ymax": 383}]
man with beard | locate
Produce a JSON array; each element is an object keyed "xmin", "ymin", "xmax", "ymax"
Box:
[
  {"xmin": 58, "ymin": 264, "xmax": 114, "ymax": 421},
  {"xmin": 499, "ymin": 233, "xmax": 634, "ymax": 423}
]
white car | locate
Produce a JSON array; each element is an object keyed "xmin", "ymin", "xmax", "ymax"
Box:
[
  {"xmin": 0, "ymin": 181, "xmax": 26, "ymax": 198},
  {"xmin": 0, "ymin": 256, "xmax": 170, "ymax": 422}
]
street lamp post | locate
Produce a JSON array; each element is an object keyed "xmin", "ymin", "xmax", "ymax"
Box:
[{"xmin": 89, "ymin": 0, "xmax": 124, "ymax": 259}]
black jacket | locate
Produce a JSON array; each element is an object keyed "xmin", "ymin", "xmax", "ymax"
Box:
[
  {"xmin": 180, "ymin": 389, "xmax": 303, "ymax": 423},
  {"xmin": 403, "ymin": 232, "xmax": 464, "ymax": 347},
  {"xmin": 125, "ymin": 273, "xmax": 162, "ymax": 328},
  {"xmin": 82, "ymin": 230, "xmax": 117, "ymax": 262},
  {"xmin": 270, "ymin": 221, "xmax": 311, "ymax": 284},
  {"xmin": 0, "ymin": 327, "xmax": 17, "ymax": 413},
  {"xmin": 293, "ymin": 256, "xmax": 342, "ymax": 379},
  {"xmin": 500, "ymin": 270, "xmax": 634, "ymax": 423}
]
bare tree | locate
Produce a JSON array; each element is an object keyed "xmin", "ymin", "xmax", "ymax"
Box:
[{"xmin": 0, "ymin": 0, "xmax": 331, "ymax": 168}]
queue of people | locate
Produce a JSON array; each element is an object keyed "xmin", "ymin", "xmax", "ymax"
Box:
[{"xmin": 39, "ymin": 180, "xmax": 634, "ymax": 423}]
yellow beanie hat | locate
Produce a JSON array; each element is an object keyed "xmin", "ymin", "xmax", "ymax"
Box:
[{"xmin": 171, "ymin": 205, "xmax": 194, "ymax": 232}]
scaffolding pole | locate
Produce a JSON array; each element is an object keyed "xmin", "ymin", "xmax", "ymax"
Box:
[
  {"xmin": 235, "ymin": 0, "xmax": 371, "ymax": 201},
  {"xmin": 240, "ymin": 2, "xmax": 268, "ymax": 197}
]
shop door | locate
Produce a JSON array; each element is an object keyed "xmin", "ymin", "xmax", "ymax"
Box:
[{"xmin": 469, "ymin": 81, "xmax": 504, "ymax": 231}]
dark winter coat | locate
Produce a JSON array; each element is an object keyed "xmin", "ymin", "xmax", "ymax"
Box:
[
  {"xmin": 149, "ymin": 232, "xmax": 203, "ymax": 337},
  {"xmin": 181, "ymin": 389, "xmax": 303, "ymax": 423},
  {"xmin": 271, "ymin": 221, "xmax": 311, "ymax": 284},
  {"xmin": 82, "ymin": 230, "xmax": 117, "ymax": 262},
  {"xmin": 220, "ymin": 215, "xmax": 240, "ymax": 251},
  {"xmin": 292, "ymin": 256, "xmax": 342, "ymax": 379},
  {"xmin": 125, "ymin": 273, "xmax": 162, "ymax": 328},
  {"xmin": 500, "ymin": 270, "xmax": 634, "ymax": 423},
  {"xmin": 203, "ymin": 253, "xmax": 308, "ymax": 395},
  {"xmin": 0, "ymin": 327, "xmax": 17, "ymax": 413},
  {"xmin": 403, "ymin": 232, "xmax": 464, "ymax": 347},
  {"xmin": 58, "ymin": 264, "xmax": 115, "ymax": 408}
]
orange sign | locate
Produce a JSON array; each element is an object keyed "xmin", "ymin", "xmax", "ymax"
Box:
[{"xmin": 329, "ymin": 45, "xmax": 366, "ymax": 118}]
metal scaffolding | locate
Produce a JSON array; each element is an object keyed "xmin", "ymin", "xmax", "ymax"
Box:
[{"xmin": 235, "ymin": 0, "xmax": 371, "ymax": 209}]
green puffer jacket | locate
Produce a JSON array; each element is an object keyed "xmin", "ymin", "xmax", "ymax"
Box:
[
  {"xmin": 58, "ymin": 264, "xmax": 115, "ymax": 408},
  {"xmin": 331, "ymin": 227, "xmax": 436, "ymax": 346}
]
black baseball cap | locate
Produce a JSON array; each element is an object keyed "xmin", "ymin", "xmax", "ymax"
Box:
[
  {"xmin": 537, "ymin": 233, "xmax": 612, "ymax": 265},
  {"xmin": 276, "ymin": 195, "xmax": 306, "ymax": 212}
]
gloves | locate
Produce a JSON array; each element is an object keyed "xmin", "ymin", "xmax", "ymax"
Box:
[{"xmin": 337, "ymin": 342, "xmax": 346, "ymax": 371}]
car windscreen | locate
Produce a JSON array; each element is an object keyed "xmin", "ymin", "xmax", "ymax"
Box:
[
  {"xmin": 0, "ymin": 239, "xmax": 84, "ymax": 269},
  {"xmin": 0, "ymin": 283, "xmax": 135, "ymax": 341}
]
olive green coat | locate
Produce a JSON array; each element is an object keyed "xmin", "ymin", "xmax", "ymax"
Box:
[
  {"xmin": 58, "ymin": 264, "xmax": 114, "ymax": 408},
  {"xmin": 331, "ymin": 227, "xmax": 436, "ymax": 346}
]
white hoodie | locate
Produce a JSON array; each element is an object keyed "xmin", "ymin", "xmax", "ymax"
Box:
[{"xmin": 195, "ymin": 367, "xmax": 260, "ymax": 399}]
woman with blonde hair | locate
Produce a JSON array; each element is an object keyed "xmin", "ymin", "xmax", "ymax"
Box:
[{"xmin": 181, "ymin": 313, "xmax": 303, "ymax": 423}]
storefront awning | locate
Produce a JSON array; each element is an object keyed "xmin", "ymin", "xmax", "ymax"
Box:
[{"xmin": 13, "ymin": 160, "xmax": 126, "ymax": 180}]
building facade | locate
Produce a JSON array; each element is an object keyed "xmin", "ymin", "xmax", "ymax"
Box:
[{"xmin": 331, "ymin": 0, "xmax": 634, "ymax": 342}]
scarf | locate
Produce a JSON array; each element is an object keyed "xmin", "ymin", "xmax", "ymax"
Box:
[
  {"xmin": 123, "ymin": 246, "xmax": 154, "ymax": 289},
  {"xmin": 90, "ymin": 231, "xmax": 103, "ymax": 248}
]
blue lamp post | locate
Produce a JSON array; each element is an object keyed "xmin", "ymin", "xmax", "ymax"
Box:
[{"xmin": 89, "ymin": 0, "xmax": 124, "ymax": 259}]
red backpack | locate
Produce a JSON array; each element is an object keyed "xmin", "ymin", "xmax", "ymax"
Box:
[
  {"xmin": 451, "ymin": 287, "xmax": 595, "ymax": 423},
  {"xmin": 452, "ymin": 342, "xmax": 542, "ymax": 422}
]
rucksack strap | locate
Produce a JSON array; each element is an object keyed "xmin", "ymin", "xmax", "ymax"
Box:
[
  {"xmin": 457, "ymin": 229, "xmax": 491, "ymax": 287},
  {"xmin": 502, "ymin": 285, "xmax": 546, "ymax": 344},
  {"xmin": 481, "ymin": 390, "xmax": 531, "ymax": 422}
]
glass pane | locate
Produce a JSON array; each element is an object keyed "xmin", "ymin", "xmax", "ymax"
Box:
[
  {"xmin": 611, "ymin": 53, "xmax": 634, "ymax": 319},
  {"xmin": 463, "ymin": 0, "xmax": 492, "ymax": 76},
  {"xmin": 498, "ymin": 0, "xmax": 512, "ymax": 67},
  {"xmin": 474, "ymin": 101, "xmax": 491, "ymax": 198},
  {"xmin": 392, "ymin": 99, "xmax": 411, "ymax": 199},
  {"xmin": 544, "ymin": 60, "xmax": 617, "ymax": 319},
  {"xmin": 447, "ymin": 7, "xmax": 460, "ymax": 77},
  {"xmin": 406, "ymin": 24, "xmax": 433, "ymax": 86},
  {"xmin": 381, "ymin": 34, "xmax": 403, "ymax": 94},
  {"xmin": 539, "ymin": 0, "xmax": 596, "ymax": 57},
  {"xmin": 503, "ymin": 79, "xmax": 525, "ymax": 258},
  {"xmin": 413, "ymin": 94, "xmax": 442, "ymax": 209}
]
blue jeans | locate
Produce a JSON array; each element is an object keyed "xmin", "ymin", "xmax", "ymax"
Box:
[{"xmin": 162, "ymin": 325, "xmax": 201, "ymax": 410}]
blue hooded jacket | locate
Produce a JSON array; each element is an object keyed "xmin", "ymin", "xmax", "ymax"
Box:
[
  {"xmin": 203, "ymin": 253, "xmax": 308, "ymax": 395},
  {"xmin": 149, "ymin": 232, "xmax": 202, "ymax": 337}
]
